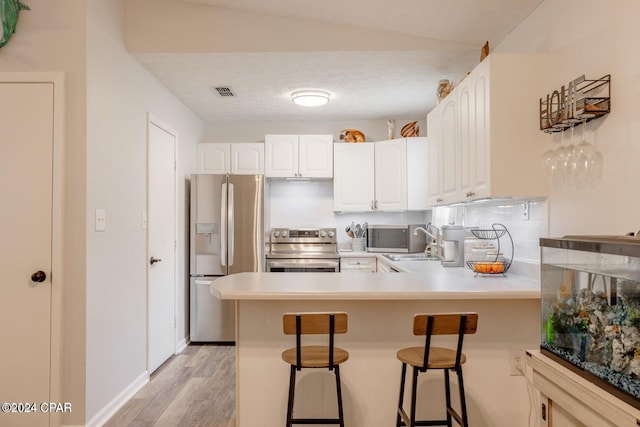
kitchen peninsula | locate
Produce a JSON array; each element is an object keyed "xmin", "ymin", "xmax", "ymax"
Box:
[{"xmin": 211, "ymin": 264, "xmax": 540, "ymax": 427}]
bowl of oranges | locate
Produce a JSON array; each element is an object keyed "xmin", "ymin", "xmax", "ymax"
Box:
[{"xmin": 466, "ymin": 261, "xmax": 508, "ymax": 275}]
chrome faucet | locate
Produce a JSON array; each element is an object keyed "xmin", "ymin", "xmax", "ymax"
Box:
[{"xmin": 414, "ymin": 223, "xmax": 440, "ymax": 257}]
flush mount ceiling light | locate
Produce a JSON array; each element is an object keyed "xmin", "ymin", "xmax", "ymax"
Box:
[{"xmin": 291, "ymin": 90, "xmax": 330, "ymax": 107}]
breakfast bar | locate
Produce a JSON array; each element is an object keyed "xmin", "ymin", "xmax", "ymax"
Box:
[{"xmin": 211, "ymin": 266, "xmax": 541, "ymax": 427}]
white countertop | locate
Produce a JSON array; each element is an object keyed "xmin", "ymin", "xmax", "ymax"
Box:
[{"xmin": 210, "ymin": 260, "xmax": 540, "ymax": 300}]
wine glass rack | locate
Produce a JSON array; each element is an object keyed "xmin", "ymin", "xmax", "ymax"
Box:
[{"xmin": 539, "ymin": 74, "xmax": 610, "ymax": 133}]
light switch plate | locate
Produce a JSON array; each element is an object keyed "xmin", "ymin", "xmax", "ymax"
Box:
[{"xmin": 95, "ymin": 208, "xmax": 106, "ymax": 232}]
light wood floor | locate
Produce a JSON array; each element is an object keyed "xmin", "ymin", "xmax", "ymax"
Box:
[{"xmin": 104, "ymin": 344, "xmax": 236, "ymax": 427}]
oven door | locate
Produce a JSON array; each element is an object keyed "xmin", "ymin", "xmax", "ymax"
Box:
[{"xmin": 266, "ymin": 259, "xmax": 339, "ymax": 272}]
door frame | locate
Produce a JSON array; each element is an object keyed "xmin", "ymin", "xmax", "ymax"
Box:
[
  {"xmin": 145, "ymin": 113, "xmax": 178, "ymax": 370},
  {"xmin": 0, "ymin": 72, "xmax": 65, "ymax": 425}
]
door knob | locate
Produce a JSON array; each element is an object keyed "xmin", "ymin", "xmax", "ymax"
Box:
[
  {"xmin": 31, "ymin": 270, "xmax": 47, "ymax": 283},
  {"xmin": 150, "ymin": 257, "xmax": 162, "ymax": 265}
]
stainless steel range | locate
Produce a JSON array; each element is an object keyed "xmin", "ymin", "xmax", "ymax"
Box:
[{"xmin": 266, "ymin": 228, "xmax": 339, "ymax": 272}]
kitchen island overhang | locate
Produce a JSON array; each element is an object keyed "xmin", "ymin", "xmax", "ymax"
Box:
[
  {"xmin": 211, "ymin": 270, "xmax": 541, "ymax": 427},
  {"xmin": 210, "ymin": 269, "xmax": 540, "ymax": 301}
]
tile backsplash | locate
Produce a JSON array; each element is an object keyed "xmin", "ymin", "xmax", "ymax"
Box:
[
  {"xmin": 432, "ymin": 197, "xmax": 548, "ymax": 278},
  {"xmin": 267, "ymin": 180, "xmax": 430, "ymax": 249},
  {"xmin": 267, "ymin": 180, "xmax": 548, "ymax": 276}
]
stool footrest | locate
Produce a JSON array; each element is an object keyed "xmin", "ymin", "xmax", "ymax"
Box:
[
  {"xmin": 447, "ymin": 407, "xmax": 463, "ymax": 425},
  {"xmin": 291, "ymin": 418, "xmax": 342, "ymax": 424},
  {"xmin": 399, "ymin": 408, "xmax": 449, "ymax": 426}
]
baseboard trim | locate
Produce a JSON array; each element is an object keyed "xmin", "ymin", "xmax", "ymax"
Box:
[
  {"xmin": 176, "ymin": 337, "xmax": 188, "ymax": 354},
  {"xmin": 85, "ymin": 371, "xmax": 149, "ymax": 427}
]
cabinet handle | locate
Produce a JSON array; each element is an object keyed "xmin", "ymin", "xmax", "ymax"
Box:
[
  {"xmin": 436, "ymin": 198, "xmax": 443, "ymax": 203},
  {"xmin": 371, "ymin": 200, "xmax": 374, "ymax": 210},
  {"xmin": 374, "ymin": 200, "xmax": 378, "ymax": 209}
]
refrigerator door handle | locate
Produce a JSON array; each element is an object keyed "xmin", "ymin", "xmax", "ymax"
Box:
[
  {"xmin": 221, "ymin": 182, "xmax": 227, "ymax": 266},
  {"xmin": 228, "ymin": 183, "xmax": 235, "ymax": 266}
]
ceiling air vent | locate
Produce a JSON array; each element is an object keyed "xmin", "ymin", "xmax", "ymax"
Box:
[{"xmin": 211, "ymin": 86, "xmax": 235, "ymax": 97}]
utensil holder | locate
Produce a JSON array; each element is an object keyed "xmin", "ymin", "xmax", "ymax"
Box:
[{"xmin": 352, "ymin": 237, "xmax": 366, "ymax": 252}]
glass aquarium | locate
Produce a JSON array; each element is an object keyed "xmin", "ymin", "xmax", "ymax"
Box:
[{"xmin": 540, "ymin": 236, "xmax": 640, "ymax": 409}]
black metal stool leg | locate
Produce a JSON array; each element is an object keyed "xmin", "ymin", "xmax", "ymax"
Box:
[
  {"xmin": 334, "ymin": 365, "xmax": 345, "ymax": 427},
  {"xmin": 286, "ymin": 365, "xmax": 296, "ymax": 427},
  {"xmin": 396, "ymin": 362, "xmax": 407, "ymax": 427},
  {"xmin": 444, "ymin": 369, "xmax": 452, "ymax": 427},
  {"xmin": 409, "ymin": 367, "xmax": 419, "ymax": 427},
  {"xmin": 456, "ymin": 367, "xmax": 468, "ymax": 427}
]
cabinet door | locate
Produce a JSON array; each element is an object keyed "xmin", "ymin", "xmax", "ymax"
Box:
[
  {"xmin": 457, "ymin": 79, "xmax": 473, "ymax": 199},
  {"xmin": 426, "ymin": 112, "xmax": 442, "ymax": 206},
  {"xmin": 375, "ymin": 139, "xmax": 407, "ymax": 211},
  {"xmin": 197, "ymin": 143, "xmax": 230, "ymax": 174},
  {"xmin": 406, "ymin": 137, "xmax": 429, "ymax": 210},
  {"xmin": 472, "ymin": 61, "xmax": 490, "ymax": 198},
  {"xmin": 265, "ymin": 135, "xmax": 298, "ymax": 177},
  {"xmin": 299, "ymin": 134, "xmax": 333, "ymax": 177},
  {"xmin": 231, "ymin": 143, "xmax": 264, "ymax": 175},
  {"xmin": 440, "ymin": 97, "xmax": 458, "ymax": 203},
  {"xmin": 333, "ymin": 143, "xmax": 374, "ymax": 212}
]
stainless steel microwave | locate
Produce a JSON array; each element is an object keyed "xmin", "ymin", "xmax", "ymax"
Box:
[{"xmin": 366, "ymin": 224, "xmax": 427, "ymax": 253}]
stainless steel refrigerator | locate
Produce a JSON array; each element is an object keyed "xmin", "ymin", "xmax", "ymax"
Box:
[{"xmin": 189, "ymin": 174, "xmax": 264, "ymax": 342}]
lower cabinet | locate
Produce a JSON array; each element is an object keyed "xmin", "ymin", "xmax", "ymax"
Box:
[
  {"xmin": 527, "ymin": 350, "xmax": 640, "ymax": 427},
  {"xmin": 340, "ymin": 257, "xmax": 376, "ymax": 272}
]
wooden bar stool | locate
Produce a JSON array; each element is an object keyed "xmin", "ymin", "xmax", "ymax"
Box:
[
  {"xmin": 395, "ymin": 312, "xmax": 478, "ymax": 427},
  {"xmin": 282, "ymin": 312, "xmax": 349, "ymax": 427}
]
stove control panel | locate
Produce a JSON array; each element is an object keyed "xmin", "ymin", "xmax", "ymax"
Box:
[{"xmin": 270, "ymin": 228, "xmax": 336, "ymax": 243}]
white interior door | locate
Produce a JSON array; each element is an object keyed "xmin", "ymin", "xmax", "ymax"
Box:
[
  {"xmin": 0, "ymin": 82, "xmax": 53, "ymax": 426},
  {"xmin": 147, "ymin": 116, "xmax": 176, "ymax": 374}
]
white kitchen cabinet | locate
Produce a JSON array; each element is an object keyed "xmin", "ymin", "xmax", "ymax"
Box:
[
  {"xmin": 425, "ymin": 95, "xmax": 459, "ymax": 205},
  {"xmin": 333, "ymin": 143, "xmax": 375, "ymax": 211},
  {"xmin": 528, "ymin": 350, "xmax": 640, "ymax": 427},
  {"xmin": 265, "ymin": 134, "xmax": 333, "ymax": 178},
  {"xmin": 231, "ymin": 143, "xmax": 264, "ymax": 174},
  {"xmin": 340, "ymin": 257, "xmax": 376, "ymax": 272},
  {"xmin": 334, "ymin": 138, "xmax": 423, "ymax": 212},
  {"xmin": 374, "ymin": 139, "xmax": 407, "ymax": 211},
  {"xmin": 197, "ymin": 143, "xmax": 264, "ymax": 174},
  {"xmin": 425, "ymin": 53, "xmax": 549, "ymax": 206},
  {"xmin": 197, "ymin": 143, "xmax": 230, "ymax": 174},
  {"xmin": 407, "ymin": 137, "xmax": 429, "ymax": 210}
]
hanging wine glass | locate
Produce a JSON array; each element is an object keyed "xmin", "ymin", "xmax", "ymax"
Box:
[
  {"xmin": 565, "ymin": 124, "xmax": 578, "ymax": 188},
  {"xmin": 589, "ymin": 139, "xmax": 604, "ymax": 187},
  {"xmin": 541, "ymin": 131, "xmax": 558, "ymax": 178},
  {"xmin": 555, "ymin": 128, "xmax": 574, "ymax": 189},
  {"xmin": 571, "ymin": 118, "xmax": 595, "ymax": 189}
]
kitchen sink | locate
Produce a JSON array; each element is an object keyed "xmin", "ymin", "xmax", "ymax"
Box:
[{"xmin": 382, "ymin": 253, "xmax": 440, "ymax": 262}]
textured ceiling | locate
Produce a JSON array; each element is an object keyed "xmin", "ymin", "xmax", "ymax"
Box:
[{"xmin": 131, "ymin": 0, "xmax": 543, "ymax": 122}]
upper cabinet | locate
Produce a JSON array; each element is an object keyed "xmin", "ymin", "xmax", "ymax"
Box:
[
  {"xmin": 333, "ymin": 143, "xmax": 375, "ymax": 212},
  {"xmin": 265, "ymin": 134, "xmax": 333, "ymax": 178},
  {"xmin": 197, "ymin": 143, "xmax": 264, "ymax": 174},
  {"xmin": 374, "ymin": 138, "xmax": 407, "ymax": 211},
  {"xmin": 426, "ymin": 54, "xmax": 549, "ymax": 205},
  {"xmin": 334, "ymin": 138, "xmax": 427, "ymax": 212}
]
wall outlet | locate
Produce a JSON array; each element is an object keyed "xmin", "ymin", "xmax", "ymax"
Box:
[
  {"xmin": 522, "ymin": 202, "xmax": 530, "ymax": 221},
  {"xmin": 509, "ymin": 350, "xmax": 526, "ymax": 376}
]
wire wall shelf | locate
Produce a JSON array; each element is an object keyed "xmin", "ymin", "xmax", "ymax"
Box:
[{"xmin": 539, "ymin": 74, "xmax": 610, "ymax": 133}]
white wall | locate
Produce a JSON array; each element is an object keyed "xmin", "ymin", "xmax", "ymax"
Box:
[
  {"xmin": 495, "ymin": 0, "xmax": 640, "ymax": 237},
  {"xmin": 86, "ymin": 1, "xmax": 203, "ymax": 424},
  {"xmin": 201, "ymin": 118, "xmax": 426, "ymax": 144}
]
